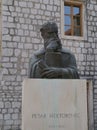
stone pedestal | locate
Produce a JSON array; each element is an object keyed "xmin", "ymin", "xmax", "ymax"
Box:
[{"xmin": 22, "ymin": 79, "xmax": 88, "ymax": 130}]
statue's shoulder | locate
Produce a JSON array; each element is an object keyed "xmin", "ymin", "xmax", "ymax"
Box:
[
  {"xmin": 61, "ymin": 48, "xmax": 74, "ymax": 56},
  {"xmin": 29, "ymin": 48, "xmax": 45, "ymax": 63},
  {"xmin": 34, "ymin": 48, "xmax": 45, "ymax": 57},
  {"xmin": 34, "ymin": 48, "xmax": 45, "ymax": 59}
]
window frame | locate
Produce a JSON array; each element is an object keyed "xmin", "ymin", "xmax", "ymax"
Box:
[
  {"xmin": 64, "ymin": 3, "xmax": 83, "ymax": 36},
  {"xmin": 61, "ymin": 0, "xmax": 87, "ymax": 41}
]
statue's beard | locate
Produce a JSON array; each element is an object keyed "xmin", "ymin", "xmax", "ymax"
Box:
[{"xmin": 44, "ymin": 37, "xmax": 62, "ymax": 51}]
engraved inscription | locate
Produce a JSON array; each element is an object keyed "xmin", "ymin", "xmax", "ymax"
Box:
[
  {"xmin": 31, "ymin": 113, "xmax": 80, "ymax": 129},
  {"xmin": 32, "ymin": 113, "xmax": 80, "ymax": 119}
]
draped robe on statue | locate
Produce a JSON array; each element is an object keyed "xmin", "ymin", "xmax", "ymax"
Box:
[{"xmin": 28, "ymin": 47, "xmax": 79, "ymax": 79}]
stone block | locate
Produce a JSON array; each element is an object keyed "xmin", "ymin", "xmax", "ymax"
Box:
[
  {"xmin": 12, "ymin": 102, "xmax": 21, "ymax": 108},
  {"xmin": 22, "ymin": 79, "xmax": 88, "ymax": 130},
  {"xmin": 0, "ymin": 114, "xmax": 3, "ymax": 119},
  {"xmin": 19, "ymin": 2, "xmax": 27, "ymax": 7},
  {"xmin": 41, "ymin": 4, "xmax": 46, "ymax": 10},
  {"xmin": 3, "ymin": 35, "xmax": 11, "ymax": 41},
  {"xmin": 0, "ymin": 102, "xmax": 4, "ymax": 108},
  {"xmin": 4, "ymin": 114, "xmax": 11, "ymax": 120},
  {"xmin": 2, "ymin": 49, "xmax": 13, "ymax": 56},
  {"xmin": 35, "ymin": 3, "xmax": 40, "ymax": 9},
  {"xmin": 12, "ymin": 114, "xmax": 18, "ymax": 120},
  {"xmin": 47, "ymin": 5, "xmax": 53, "ymax": 11},
  {"xmin": 3, "ymin": 0, "xmax": 13, "ymax": 5},
  {"xmin": 43, "ymin": 0, "xmax": 49, "ymax": 4}
]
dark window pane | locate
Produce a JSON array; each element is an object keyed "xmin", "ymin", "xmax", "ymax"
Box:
[
  {"xmin": 64, "ymin": 26, "xmax": 71, "ymax": 35},
  {"xmin": 73, "ymin": 16, "xmax": 80, "ymax": 26},
  {"xmin": 64, "ymin": 5, "xmax": 71, "ymax": 14},
  {"xmin": 64, "ymin": 16, "xmax": 71, "ymax": 25},
  {"xmin": 73, "ymin": 7, "xmax": 80, "ymax": 15},
  {"xmin": 73, "ymin": 27, "xmax": 81, "ymax": 36}
]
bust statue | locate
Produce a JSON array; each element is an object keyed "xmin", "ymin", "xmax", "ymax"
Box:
[{"xmin": 28, "ymin": 22, "xmax": 79, "ymax": 79}]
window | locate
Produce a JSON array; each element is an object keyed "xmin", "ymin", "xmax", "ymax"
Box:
[
  {"xmin": 61, "ymin": 0, "xmax": 87, "ymax": 40},
  {"xmin": 64, "ymin": 2, "xmax": 83, "ymax": 36}
]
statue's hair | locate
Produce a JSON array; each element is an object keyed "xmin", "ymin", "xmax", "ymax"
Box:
[{"xmin": 40, "ymin": 22, "xmax": 58, "ymax": 34}]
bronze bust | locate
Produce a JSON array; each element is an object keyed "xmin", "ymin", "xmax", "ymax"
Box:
[{"xmin": 28, "ymin": 22, "xmax": 79, "ymax": 79}]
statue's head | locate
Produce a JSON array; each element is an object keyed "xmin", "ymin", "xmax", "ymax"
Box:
[{"xmin": 40, "ymin": 22, "xmax": 58, "ymax": 39}]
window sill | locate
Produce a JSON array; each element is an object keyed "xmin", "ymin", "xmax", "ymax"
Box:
[{"xmin": 61, "ymin": 35, "xmax": 86, "ymax": 41}]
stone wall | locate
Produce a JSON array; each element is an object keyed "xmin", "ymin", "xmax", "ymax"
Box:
[
  {"xmin": 87, "ymin": 0, "xmax": 97, "ymax": 129},
  {"xmin": 0, "ymin": 0, "xmax": 97, "ymax": 129}
]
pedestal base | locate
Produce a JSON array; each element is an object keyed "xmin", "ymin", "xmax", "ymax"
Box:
[{"xmin": 22, "ymin": 79, "xmax": 88, "ymax": 130}]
